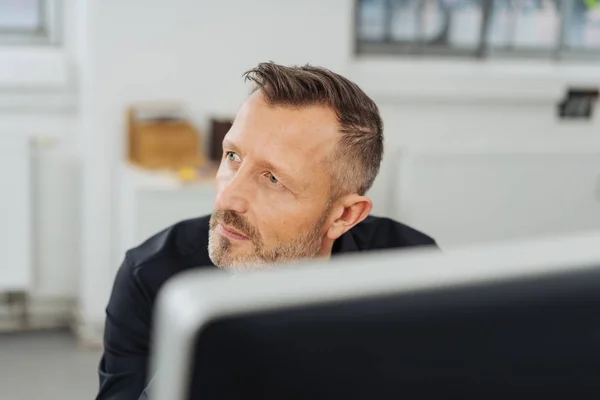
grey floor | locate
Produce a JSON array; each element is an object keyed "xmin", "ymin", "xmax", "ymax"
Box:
[{"xmin": 0, "ymin": 329, "xmax": 101, "ymax": 400}]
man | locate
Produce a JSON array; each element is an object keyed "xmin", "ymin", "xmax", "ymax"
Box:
[{"xmin": 96, "ymin": 62, "xmax": 436, "ymax": 399}]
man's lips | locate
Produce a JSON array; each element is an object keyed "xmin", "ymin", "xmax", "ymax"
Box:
[{"xmin": 217, "ymin": 223, "xmax": 249, "ymax": 241}]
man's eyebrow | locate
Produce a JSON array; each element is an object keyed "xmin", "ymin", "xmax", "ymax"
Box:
[
  {"xmin": 261, "ymin": 160, "xmax": 290, "ymax": 179},
  {"xmin": 222, "ymin": 139, "xmax": 239, "ymax": 152},
  {"xmin": 260, "ymin": 159, "xmax": 309, "ymax": 190}
]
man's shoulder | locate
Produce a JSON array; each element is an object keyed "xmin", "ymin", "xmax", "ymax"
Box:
[
  {"xmin": 350, "ymin": 215, "xmax": 436, "ymax": 251},
  {"xmin": 127, "ymin": 215, "xmax": 212, "ymax": 266},
  {"xmin": 122, "ymin": 216, "xmax": 214, "ymax": 288},
  {"xmin": 101, "ymin": 216, "xmax": 214, "ymax": 399}
]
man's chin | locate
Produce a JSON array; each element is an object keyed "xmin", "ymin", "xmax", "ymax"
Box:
[
  {"xmin": 213, "ymin": 257, "xmax": 272, "ymax": 272},
  {"xmin": 208, "ymin": 243, "xmax": 264, "ymax": 271}
]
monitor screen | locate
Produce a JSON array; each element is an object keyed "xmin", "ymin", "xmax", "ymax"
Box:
[{"xmin": 185, "ymin": 267, "xmax": 600, "ymax": 399}]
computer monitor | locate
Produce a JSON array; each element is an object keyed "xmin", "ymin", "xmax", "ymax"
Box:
[{"xmin": 149, "ymin": 232, "xmax": 600, "ymax": 399}]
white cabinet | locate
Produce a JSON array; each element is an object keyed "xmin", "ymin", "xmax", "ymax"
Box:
[{"xmin": 117, "ymin": 164, "xmax": 215, "ymax": 267}]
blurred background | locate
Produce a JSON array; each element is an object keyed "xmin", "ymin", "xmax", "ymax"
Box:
[{"xmin": 1, "ymin": 0, "xmax": 600, "ymax": 398}]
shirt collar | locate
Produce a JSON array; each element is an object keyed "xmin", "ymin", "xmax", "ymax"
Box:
[{"xmin": 331, "ymin": 230, "xmax": 359, "ymax": 255}]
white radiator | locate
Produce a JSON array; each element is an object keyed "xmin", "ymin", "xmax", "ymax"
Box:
[
  {"xmin": 0, "ymin": 136, "xmax": 32, "ymax": 292},
  {"xmin": 391, "ymin": 144, "xmax": 600, "ymax": 248}
]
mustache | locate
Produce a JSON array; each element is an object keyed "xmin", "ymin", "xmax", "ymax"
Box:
[{"xmin": 211, "ymin": 210, "xmax": 259, "ymax": 240}]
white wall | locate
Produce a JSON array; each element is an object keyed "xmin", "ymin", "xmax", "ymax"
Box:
[
  {"xmin": 72, "ymin": 0, "xmax": 599, "ymax": 337},
  {"xmin": 348, "ymin": 58, "xmax": 600, "ymax": 215},
  {"xmin": 368, "ymin": 100, "xmax": 600, "ymax": 216},
  {"xmin": 33, "ymin": 142, "xmax": 80, "ymax": 298}
]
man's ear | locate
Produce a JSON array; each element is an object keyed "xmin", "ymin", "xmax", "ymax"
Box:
[{"xmin": 326, "ymin": 194, "xmax": 373, "ymax": 240}]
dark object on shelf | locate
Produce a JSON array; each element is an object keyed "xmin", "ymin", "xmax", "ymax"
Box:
[
  {"xmin": 209, "ymin": 119, "xmax": 233, "ymax": 162},
  {"xmin": 558, "ymin": 88, "xmax": 599, "ymax": 120}
]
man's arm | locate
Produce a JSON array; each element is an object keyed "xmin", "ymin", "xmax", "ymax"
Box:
[{"xmin": 96, "ymin": 255, "xmax": 152, "ymax": 400}]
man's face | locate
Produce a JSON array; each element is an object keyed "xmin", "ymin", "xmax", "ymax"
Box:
[{"xmin": 208, "ymin": 92, "xmax": 339, "ymax": 270}]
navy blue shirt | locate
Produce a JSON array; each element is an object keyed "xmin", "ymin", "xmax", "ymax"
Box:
[{"xmin": 96, "ymin": 215, "xmax": 436, "ymax": 400}]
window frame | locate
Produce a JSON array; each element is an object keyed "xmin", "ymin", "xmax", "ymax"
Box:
[
  {"xmin": 0, "ymin": 0, "xmax": 62, "ymax": 46},
  {"xmin": 353, "ymin": 0, "xmax": 600, "ymax": 61}
]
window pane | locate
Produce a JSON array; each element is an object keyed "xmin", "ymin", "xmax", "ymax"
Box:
[
  {"xmin": 392, "ymin": 0, "xmax": 483, "ymax": 47},
  {"xmin": 357, "ymin": 0, "xmax": 387, "ymax": 41},
  {"xmin": 421, "ymin": 0, "xmax": 448, "ymax": 41},
  {"xmin": 564, "ymin": 1, "xmax": 600, "ymax": 49},
  {"xmin": 487, "ymin": 0, "xmax": 560, "ymax": 50},
  {"xmin": 357, "ymin": 0, "xmax": 483, "ymax": 50},
  {"xmin": 418, "ymin": 0, "xmax": 483, "ymax": 49},
  {"xmin": 389, "ymin": 0, "xmax": 420, "ymax": 41},
  {"xmin": 445, "ymin": 0, "xmax": 483, "ymax": 47},
  {"xmin": 0, "ymin": 0, "xmax": 41, "ymax": 31}
]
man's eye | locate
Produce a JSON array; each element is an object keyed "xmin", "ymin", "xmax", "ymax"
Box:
[
  {"xmin": 226, "ymin": 152, "xmax": 240, "ymax": 162},
  {"xmin": 268, "ymin": 173, "xmax": 279, "ymax": 184}
]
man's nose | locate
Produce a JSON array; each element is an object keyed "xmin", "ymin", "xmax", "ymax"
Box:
[{"xmin": 214, "ymin": 174, "xmax": 250, "ymax": 214}]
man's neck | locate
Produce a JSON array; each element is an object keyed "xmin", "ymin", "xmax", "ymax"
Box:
[{"xmin": 316, "ymin": 238, "xmax": 335, "ymax": 260}]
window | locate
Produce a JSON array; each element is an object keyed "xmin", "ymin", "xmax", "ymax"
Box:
[
  {"xmin": 0, "ymin": 0, "xmax": 60, "ymax": 45},
  {"xmin": 563, "ymin": 0, "xmax": 600, "ymax": 51},
  {"xmin": 355, "ymin": 0, "xmax": 600, "ymax": 59}
]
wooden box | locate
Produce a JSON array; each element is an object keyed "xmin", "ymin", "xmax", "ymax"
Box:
[{"xmin": 128, "ymin": 105, "xmax": 206, "ymax": 170}]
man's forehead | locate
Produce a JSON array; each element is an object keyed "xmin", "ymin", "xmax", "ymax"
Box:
[{"xmin": 233, "ymin": 93, "xmax": 339, "ymax": 152}]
